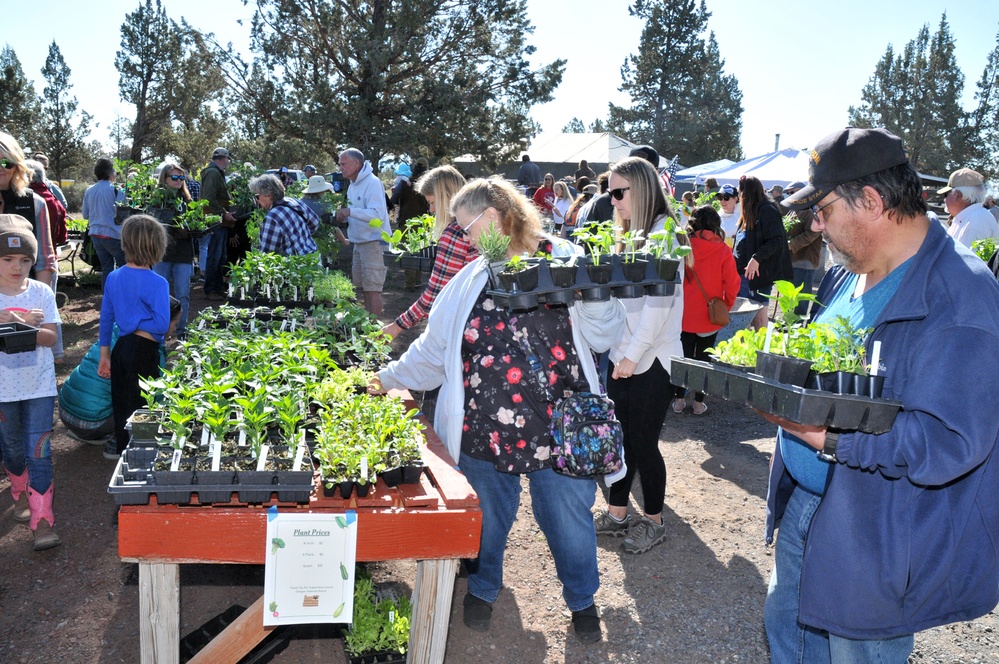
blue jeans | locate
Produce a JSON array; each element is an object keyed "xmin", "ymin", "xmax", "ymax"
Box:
[
  {"xmin": 0, "ymin": 397, "xmax": 55, "ymax": 493},
  {"xmin": 458, "ymin": 453, "xmax": 599, "ymax": 611},
  {"xmin": 198, "ymin": 236, "xmax": 210, "ymax": 275},
  {"xmin": 765, "ymin": 485, "xmax": 914, "ymax": 663},
  {"xmin": 91, "ymin": 236, "xmax": 126, "ymax": 290},
  {"xmin": 204, "ymin": 225, "xmax": 228, "ymax": 294},
  {"xmin": 791, "ymin": 268, "xmax": 816, "ymax": 316},
  {"xmin": 153, "ymin": 261, "xmax": 192, "ymax": 334}
]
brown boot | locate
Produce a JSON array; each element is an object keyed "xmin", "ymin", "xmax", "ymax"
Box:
[{"xmin": 32, "ymin": 518, "xmax": 60, "ymax": 551}]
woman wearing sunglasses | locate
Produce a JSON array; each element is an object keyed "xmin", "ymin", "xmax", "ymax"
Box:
[
  {"xmin": 592, "ymin": 156, "xmax": 683, "ymax": 555},
  {"xmin": 151, "ymin": 161, "xmax": 196, "ymax": 338},
  {"xmin": 733, "ymin": 175, "xmax": 793, "ymax": 329},
  {"xmin": 372, "ymin": 177, "xmax": 624, "ymax": 643},
  {"xmin": 0, "ymin": 132, "xmax": 58, "ymax": 293}
]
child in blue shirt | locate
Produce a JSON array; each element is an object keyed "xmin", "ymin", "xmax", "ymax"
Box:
[{"xmin": 97, "ymin": 214, "xmax": 170, "ymax": 459}]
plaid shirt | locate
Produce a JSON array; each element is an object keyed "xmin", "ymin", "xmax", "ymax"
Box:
[
  {"xmin": 395, "ymin": 222, "xmax": 478, "ymax": 329},
  {"xmin": 257, "ymin": 198, "xmax": 320, "ymax": 255},
  {"xmin": 186, "ymin": 178, "xmax": 201, "ymax": 201}
]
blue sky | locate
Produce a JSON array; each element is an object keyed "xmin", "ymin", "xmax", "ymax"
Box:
[{"xmin": 4, "ymin": 0, "xmax": 998, "ymax": 167}]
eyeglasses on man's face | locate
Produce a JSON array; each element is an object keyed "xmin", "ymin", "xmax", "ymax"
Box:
[
  {"xmin": 719, "ymin": 194, "xmax": 735, "ymax": 202},
  {"xmin": 811, "ymin": 196, "xmax": 843, "ymax": 220}
]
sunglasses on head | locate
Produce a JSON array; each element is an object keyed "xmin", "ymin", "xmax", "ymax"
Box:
[
  {"xmin": 609, "ymin": 186, "xmax": 630, "ymax": 201},
  {"xmin": 0, "ymin": 158, "xmax": 15, "ymax": 169},
  {"xmin": 169, "ymin": 174, "xmax": 185, "ymax": 181}
]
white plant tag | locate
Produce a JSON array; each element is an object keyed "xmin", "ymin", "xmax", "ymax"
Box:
[
  {"xmin": 256, "ymin": 445, "xmax": 270, "ymax": 471},
  {"xmin": 240, "ymin": 287, "xmax": 246, "ymax": 300},
  {"xmin": 238, "ymin": 427, "xmax": 247, "ymax": 447},
  {"xmin": 228, "ymin": 283, "xmax": 234, "ymax": 297},
  {"xmin": 250, "ymin": 320, "xmax": 256, "ymax": 333},
  {"xmin": 200, "ymin": 427, "xmax": 209, "ymax": 448},
  {"xmin": 170, "ymin": 448, "xmax": 183, "ymax": 471},
  {"xmin": 280, "ymin": 320, "xmax": 287, "ymax": 332},
  {"xmin": 307, "ymin": 287, "xmax": 314, "ymax": 301},
  {"xmin": 211, "ymin": 436, "xmax": 222, "ymax": 471},
  {"xmin": 198, "ymin": 318, "xmax": 206, "ymax": 330},
  {"xmin": 292, "ymin": 285, "xmax": 298, "ymax": 300},
  {"xmin": 293, "ymin": 443, "xmax": 306, "ymax": 472},
  {"xmin": 265, "ymin": 283, "xmax": 271, "ymax": 299},
  {"xmin": 290, "ymin": 318, "xmax": 297, "ymax": 332},
  {"xmin": 360, "ymin": 456, "xmax": 368, "ymax": 482}
]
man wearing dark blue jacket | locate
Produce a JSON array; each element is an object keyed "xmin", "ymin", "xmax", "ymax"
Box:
[{"xmin": 763, "ymin": 127, "xmax": 999, "ymax": 663}]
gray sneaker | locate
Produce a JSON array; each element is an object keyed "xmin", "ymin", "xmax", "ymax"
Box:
[
  {"xmin": 622, "ymin": 518, "xmax": 667, "ymax": 554},
  {"xmin": 593, "ymin": 510, "xmax": 631, "ymax": 537}
]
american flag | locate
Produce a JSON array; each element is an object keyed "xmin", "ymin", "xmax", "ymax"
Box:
[{"xmin": 662, "ymin": 155, "xmax": 680, "ymax": 196}]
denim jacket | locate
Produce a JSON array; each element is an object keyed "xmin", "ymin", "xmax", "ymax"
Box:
[{"xmin": 765, "ymin": 219, "xmax": 999, "ymax": 638}]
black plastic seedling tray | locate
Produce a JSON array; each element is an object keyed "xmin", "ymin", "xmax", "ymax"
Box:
[
  {"xmin": 670, "ymin": 357, "xmax": 902, "ymax": 434},
  {"xmin": 0, "ymin": 322, "xmax": 38, "ymax": 354},
  {"xmin": 488, "ymin": 256, "xmax": 679, "ymax": 310}
]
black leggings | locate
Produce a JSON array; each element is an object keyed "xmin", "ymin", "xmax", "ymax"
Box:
[
  {"xmin": 673, "ymin": 331, "xmax": 718, "ymax": 402},
  {"xmin": 606, "ymin": 357, "xmax": 670, "ymax": 515},
  {"xmin": 111, "ymin": 334, "xmax": 161, "ymax": 454}
]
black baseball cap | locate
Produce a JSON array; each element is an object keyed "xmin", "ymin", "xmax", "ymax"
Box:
[
  {"xmin": 629, "ymin": 145, "xmax": 660, "ymax": 168},
  {"xmin": 783, "ymin": 128, "xmax": 909, "ymax": 210}
]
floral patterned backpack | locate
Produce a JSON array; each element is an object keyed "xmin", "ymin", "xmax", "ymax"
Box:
[{"xmin": 548, "ymin": 392, "xmax": 625, "ymax": 477}]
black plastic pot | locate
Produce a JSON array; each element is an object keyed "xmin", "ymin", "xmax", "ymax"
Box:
[
  {"xmin": 0, "ymin": 322, "xmax": 38, "ymax": 354},
  {"xmin": 549, "ymin": 263, "xmax": 578, "ymax": 288},
  {"xmin": 380, "ymin": 467, "xmax": 403, "ymax": 488},
  {"xmin": 621, "ymin": 258, "xmax": 649, "ymax": 283},
  {"xmin": 654, "ymin": 257, "xmax": 681, "ymax": 281},
  {"xmin": 755, "ymin": 351, "xmax": 814, "ymax": 387},
  {"xmin": 401, "ymin": 462, "xmax": 425, "ymax": 484},
  {"xmin": 498, "ymin": 264, "xmax": 540, "ymax": 292},
  {"xmin": 585, "ymin": 261, "xmax": 613, "ymax": 285},
  {"xmin": 807, "ymin": 371, "xmax": 856, "ymax": 395},
  {"xmin": 852, "ymin": 373, "xmax": 885, "ymax": 399}
]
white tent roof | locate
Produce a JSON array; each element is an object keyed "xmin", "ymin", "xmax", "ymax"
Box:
[
  {"xmin": 692, "ymin": 149, "xmax": 810, "ymax": 189},
  {"xmin": 524, "ymin": 132, "xmax": 643, "ymax": 166},
  {"xmin": 674, "ymin": 158, "xmax": 736, "ymax": 181}
]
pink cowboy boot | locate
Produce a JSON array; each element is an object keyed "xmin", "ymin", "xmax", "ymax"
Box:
[
  {"xmin": 5, "ymin": 468, "xmax": 30, "ymax": 522},
  {"xmin": 27, "ymin": 485, "xmax": 60, "ymax": 551}
]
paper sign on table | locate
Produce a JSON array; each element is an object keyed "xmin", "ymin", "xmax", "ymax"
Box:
[{"xmin": 263, "ymin": 506, "xmax": 358, "ymax": 626}]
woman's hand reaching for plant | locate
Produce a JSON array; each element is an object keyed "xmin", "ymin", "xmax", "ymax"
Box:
[{"xmin": 367, "ymin": 375, "xmax": 387, "ymax": 396}]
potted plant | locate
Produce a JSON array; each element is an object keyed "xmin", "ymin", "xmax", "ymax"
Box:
[
  {"xmin": 572, "ymin": 221, "xmax": 616, "ymax": 284},
  {"xmin": 475, "ymin": 221, "xmax": 511, "ymax": 286},
  {"xmin": 619, "ymin": 229, "xmax": 649, "ymax": 283},
  {"xmin": 754, "ymin": 281, "xmax": 819, "ymax": 386},
  {"xmin": 342, "ymin": 575, "xmax": 411, "ymax": 664},
  {"xmin": 548, "ymin": 253, "xmax": 578, "ymax": 288},
  {"xmin": 498, "ymin": 254, "xmax": 540, "ymax": 292},
  {"xmin": 647, "ymin": 218, "xmax": 692, "ymax": 280}
]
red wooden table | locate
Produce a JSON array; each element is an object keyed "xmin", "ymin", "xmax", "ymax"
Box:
[{"xmin": 118, "ymin": 395, "xmax": 480, "ymax": 664}]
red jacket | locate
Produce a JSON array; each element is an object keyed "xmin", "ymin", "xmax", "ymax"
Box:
[{"xmin": 682, "ymin": 230, "xmax": 740, "ymax": 333}]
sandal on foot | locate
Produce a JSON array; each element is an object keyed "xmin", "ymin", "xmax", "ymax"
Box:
[
  {"xmin": 671, "ymin": 399, "xmax": 686, "ymax": 414},
  {"xmin": 692, "ymin": 402, "xmax": 708, "ymax": 415}
]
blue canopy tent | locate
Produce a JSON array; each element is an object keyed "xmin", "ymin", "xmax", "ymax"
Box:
[{"xmin": 691, "ymin": 149, "xmax": 810, "ymax": 190}]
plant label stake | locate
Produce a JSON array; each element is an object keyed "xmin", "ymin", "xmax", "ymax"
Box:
[
  {"xmin": 280, "ymin": 320, "xmax": 288, "ymax": 332},
  {"xmin": 250, "ymin": 320, "xmax": 257, "ymax": 333},
  {"xmin": 870, "ymin": 340, "xmax": 882, "ymax": 376},
  {"xmin": 212, "ymin": 436, "xmax": 222, "ymax": 471},
  {"xmin": 238, "ymin": 427, "xmax": 247, "ymax": 447},
  {"xmin": 198, "ymin": 318, "xmax": 206, "ymax": 331},
  {"xmin": 360, "ymin": 456, "xmax": 368, "ymax": 482},
  {"xmin": 266, "ymin": 283, "xmax": 272, "ymax": 299},
  {"xmin": 170, "ymin": 448, "xmax": 183, "ymax": 472},
  {"xmin": 201, "ymin": 426, "xmax": 209, "ymax": 448},
  {"xmin": 763, "ymin": 322, "xmax": 775, "ymax": 354},
  {"xmin": 256, "ymin": 445, "xmax": 270, "ymax": 471},
  {"xmin": 290, "ymin": 318, "xmax": 297, "ymax": 332},
  {"xmin": 307, "ymin": 286, "xmax": 314, "ymax": 301},
  {"xmin": 228, "ymin": 283, "xmax": 234, "ymax": 297},
  {"xmin": 293, "ymin": 443, "xmax": 306, "ymax": 472},
  {"xmin": 292, "ymin": 286, "xmax": 298, "ymax": 301}
]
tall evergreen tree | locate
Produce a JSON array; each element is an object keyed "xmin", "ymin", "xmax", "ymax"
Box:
[
  {"xmin": 36, "ymin": 41, "xmax": 92, "ymax": 182},
  {"xmin": 562, "ymin": 118, "xmax": 586, "ymax": 133},
  {"xmin": 968, "ymin": 25, "xmax": 999, "ymax": 178},
  {"xmin": 608, "ymin": 0, "xmax": 743, "ymax": 165},
  {"xmin": 116, "ymin": 0, "xmax": 226, "ymax": 164},
  {"xmin": 849, "ymin": 13, "xmax": 968, "ymax": 174},
  {"xmin": 205, "ymin": 0, "xmax": 564, "ymax": 169},
  {"xmin": 0, "ymin": 46, "xmax": 41, "ymax": 148}
]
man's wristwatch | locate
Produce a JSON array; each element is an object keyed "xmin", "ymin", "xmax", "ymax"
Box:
[{"xmin": 817, "ymin": 431, "xmax": 839, "ymax": 463}]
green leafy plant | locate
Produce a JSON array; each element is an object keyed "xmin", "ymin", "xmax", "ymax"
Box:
[
  {"xmin": 475, "ymin": 222, "xmax": 510, "ymax": 263},
  {"xmin": 382, "ymin": 213, "xmax": 435, "ymax": 254},
  {"xmin": 572, "ymin": 220, "xmax": 616, "ymax": 265},
  {"xmin": 972, "ymin": 237, "xmax": 998, "ymax": 263},
  {"xmin": 504, "ymin": 254, "xmax": 528, "ymax": 273},
  {"xmin": 647, "ymin": 217, "xmax": 692, "ymax": 260},
  {"xmin": 619, "ymin": 228, "xmax": 645, "ymax": 262}
]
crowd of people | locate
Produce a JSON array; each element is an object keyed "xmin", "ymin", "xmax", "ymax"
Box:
[{"xmin": 2, "ymin": 123, "xmax": 999, "ymax": 662}]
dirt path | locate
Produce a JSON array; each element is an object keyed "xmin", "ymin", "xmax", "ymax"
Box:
[{"xmin": 0, "ymin": 262, "xmax": 994, "ymax": 663}]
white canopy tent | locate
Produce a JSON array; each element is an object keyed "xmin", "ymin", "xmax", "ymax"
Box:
[
  {"xmin": 456, "ymin": 132, "xmax": 644, "ymax": 180},
  {"xmin": 674, "ymin": 158, "xmax": 736, "ymax": 181},
  {"xmin": 691, "ymin": 149, "xmax": 810, "ymax": 190}
]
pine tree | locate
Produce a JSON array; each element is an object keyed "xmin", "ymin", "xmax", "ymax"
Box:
[
  {"xmin": 968, "ymin": 25, "xmax": 999, "ymax": 178},
  {"xmin": 0, "ymin": 46, "xmax": 41, "ymax": 148},
  {"xmin": 849, "ymin": 13, "xmax": 969, "ymax": 174},
  {"xmin": 562, "ymin": 118, "xmax": 586, "ymax": 133},
  {"xmin": 607, "ymin": 0, "xmax": 743, "ymax": 165},
  {"xmin": 205, "ymin": 0, "xmax": 563, "ymax": 169},
  {"xmin": 116, "ymin": 0, "xmax": 226, "ymax": 165},
  {"xmin": 36, "ymin": 42, "xmax": 92, "ymax": 182}
]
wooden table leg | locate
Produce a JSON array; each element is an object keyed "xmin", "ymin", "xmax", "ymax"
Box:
[
  {"xmin": 139, "ymin": 562, "xmax": 180, "ymax": 664},
  {"xmin": 408, "ymin": 558, "xmax": 459, "ymax": 664},
  {"xmin": 189, "ymin": 595, "xmax": 271, "ymax": 664}
]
